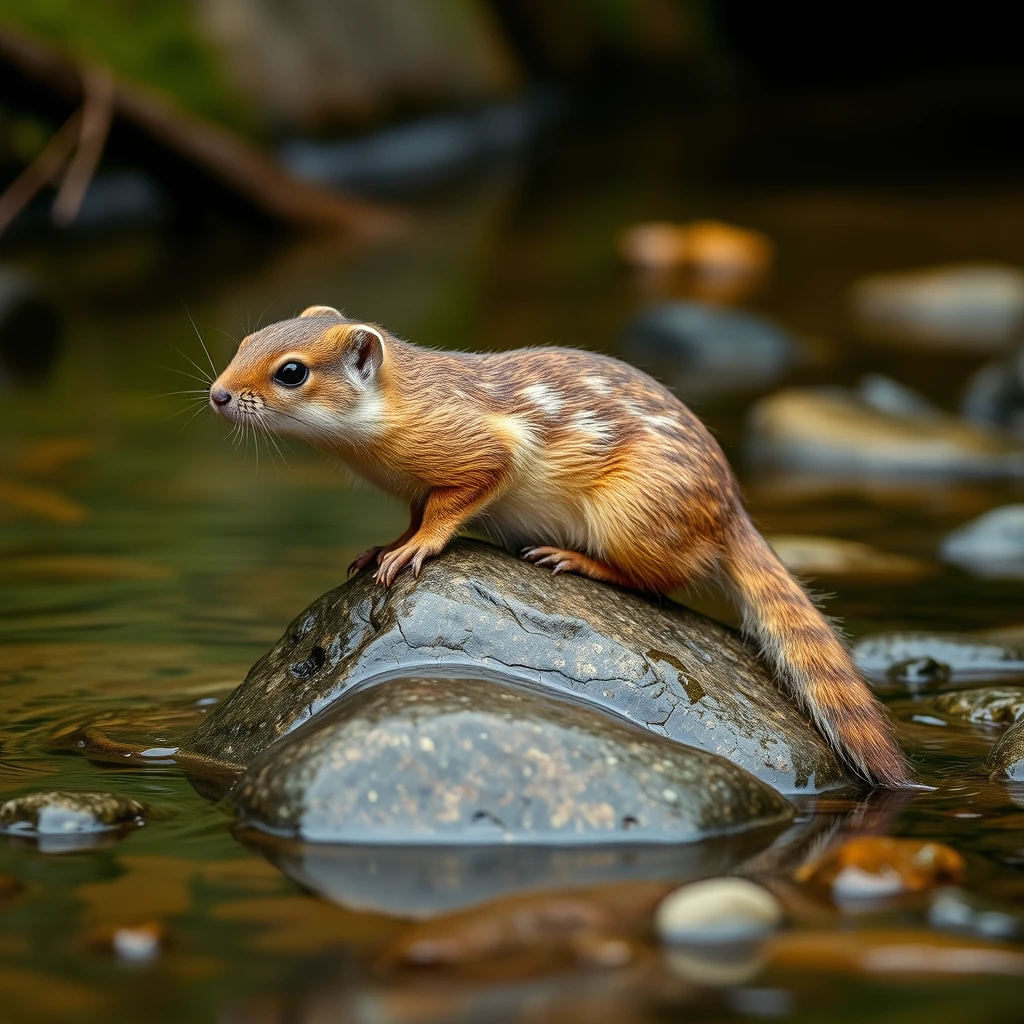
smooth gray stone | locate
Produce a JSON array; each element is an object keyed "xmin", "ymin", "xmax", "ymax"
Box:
[
  {"xmin": 225, "ymin": 674, "xmax": 795, "ymax": 845},
  {"xmin": 187, "ymin": 540, "xmax": 850, "ymax": 793},
  {"xmin": 0, "ymin": 791, "xmax": 147, "ymax": 834},
  {"xmin": 0, "ymin": 790, "xmax": 147, "ymax": 852}
]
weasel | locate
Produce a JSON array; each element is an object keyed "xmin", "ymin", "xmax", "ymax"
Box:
[{"xmin": 209, "ymin": 305, "xmax": 909, "ymax": 787}]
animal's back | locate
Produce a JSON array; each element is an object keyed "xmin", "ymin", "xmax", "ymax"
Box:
[{"xmin": 467, "ymin": 347, "xmax": 737, "ymax": 590}]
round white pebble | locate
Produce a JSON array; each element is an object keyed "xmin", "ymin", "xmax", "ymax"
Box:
[{"xmin": 655, "ymin": 878, "xmax": 783, "ymax": 945}]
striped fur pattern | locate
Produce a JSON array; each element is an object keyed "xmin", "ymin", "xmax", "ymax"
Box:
[{"xmin": 210, "ymin": 307, "xmax": 909, "ymax": 787}]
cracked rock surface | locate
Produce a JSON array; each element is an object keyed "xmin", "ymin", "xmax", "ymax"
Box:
[{"xmin": 188, "ymin": 540, "xmax": 848, "ymax": 802}]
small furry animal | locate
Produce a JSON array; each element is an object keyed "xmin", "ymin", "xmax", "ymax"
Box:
[{"xmin": 209, "ymin": 306, "xmax": 909, "ymax": 787}]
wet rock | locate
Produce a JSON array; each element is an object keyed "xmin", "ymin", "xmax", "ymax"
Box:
[
  {"xmin": 853, "ymin": 632, "xmax": 1024, "ymax": 692},
  {"xmin": 941, "ymin": 505, "xmax": 1024, "ymax": 577},
  {"xmin": 930, "ymin": 687, "xmax": 1024, "ymax": 727},
  {"xmin": 617, "ymin": 220, "xmax": 773, "ymax": 278},
  {"xmin": 0, "ymin": 791, "xmax": 147, "ymax": 851},
  {"xmin": 795, "ymin": 837, "xmax": 965, "ymax": 900},
  {"xmin": 226, "ymin": 674, "xmax": 794, "ymax": 844},
  {"xmin": 851, "ymin": 263, "xmax": 1024, "ymax": 348},
  {"xmin": 188, "ymin": 540, "xmax": 851, "ymax": 793},
  {"xmin": 961, "ymin": 347, "xmax": 1024, "ymax": 435},
  {"xmin": 655, "ymin": 878, "xmax": 783, "ymax": 944},
  {"xmin": 929, "ymin": 887, "xmax": 1023, "ymax": 940},
  {"xmin": 747, "ymin": 382, "xmax": 1024, "ymax": 477},
  {"xmin": 769, "ymin": 535, "xmax": 929, "ymax": 581},
  {"xmin": 620, "ymin": 301, "xmax": 798, "ymax": 396},
  {"xmin": 987, "ymin": 717, "xmax": 1024, "ymax": 780}
]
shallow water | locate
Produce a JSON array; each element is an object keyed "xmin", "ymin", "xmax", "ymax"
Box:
[{"xmin": 3, "ymin": 105, "xmax": 1024, "ymax": 1021}]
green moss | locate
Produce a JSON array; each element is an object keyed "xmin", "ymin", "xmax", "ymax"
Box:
[{"xmin": 0, "ymin": 0, "xmax": 257, "ymax": 135}]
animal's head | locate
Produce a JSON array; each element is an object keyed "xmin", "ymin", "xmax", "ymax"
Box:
[{"xmin": 209, "ymin": 306, "xmax": 386, "ymax": 442}]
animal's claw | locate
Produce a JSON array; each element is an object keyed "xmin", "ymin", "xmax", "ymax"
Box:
[{"xmin": 348, "ymin": 546, "xmax": 384, "ymax": 576}]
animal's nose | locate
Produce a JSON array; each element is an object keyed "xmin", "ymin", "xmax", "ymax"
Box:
[{"xmin": 210, "ymin": 387, "xmax": 232, "ymax": 407}]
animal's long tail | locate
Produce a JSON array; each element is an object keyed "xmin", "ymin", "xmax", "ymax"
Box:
[{"xmin": 718, "ymin": 513, "xmax": 910, "ymax": 788}]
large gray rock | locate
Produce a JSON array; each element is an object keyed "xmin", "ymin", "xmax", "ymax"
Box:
[
  {"xmin": 188, "ymin": 540, "xmax": 850, "ymax": 794},
  {"xmin": 226, "ymin": 674, "xmax": 794, "ymax": 844}
]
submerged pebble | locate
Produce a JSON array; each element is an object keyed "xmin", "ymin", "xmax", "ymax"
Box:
[
  {"xmin": 86, "ymin": 920, "xmax": 168, "ymax": 962},
  {"xmin": 941, "ymin": 505, "xmax": 1024, "ymax": 577},
  {"xmin": 654, "ymin": 878, "xmax": 783, "ymax": 944},
  {"xmin": 851, "ymin": 263, "xmax": 1024, "ymax": 348},
  {"xmin": 796, "ymin": 837, "xmax": 966, "ymax": 900}
]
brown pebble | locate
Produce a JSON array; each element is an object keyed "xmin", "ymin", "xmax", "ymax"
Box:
[
  {"xmin": 617, "ymin": 219, "xmax": 773, "ymax": 278},
  {"xmin": 796, "ymin": 837, "xmax": 966, "ymax": 899}
]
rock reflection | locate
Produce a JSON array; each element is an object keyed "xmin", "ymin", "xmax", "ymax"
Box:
[{"xmin": 234, "ymin": 828, "xmax": 782, "ymax": 919}]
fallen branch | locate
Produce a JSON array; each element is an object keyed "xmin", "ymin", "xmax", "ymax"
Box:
[
  {"xmin": 51, "ymin": 64, "xmax": 114, "ymax": 227},
  {"xmin": 0, "ymin": 106, "xmax": 80, "ymax": 235},
  {"xmin": 0, "ymin": 25, "xmax": 397, "ymax": 235}
]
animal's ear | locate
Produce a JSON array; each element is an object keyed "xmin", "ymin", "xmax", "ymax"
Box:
[
  {"xmin": 299, "ymin": 305, "xmax": 342, "ymax": 319},
  {"xmin": 343, "ymin": 324, "xmax": 384, "ymax": 384}
]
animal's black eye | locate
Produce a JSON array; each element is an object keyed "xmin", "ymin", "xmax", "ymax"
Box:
[{"xmin": 273, "ymin": 361, "xmax": 308, "ymax": 387}]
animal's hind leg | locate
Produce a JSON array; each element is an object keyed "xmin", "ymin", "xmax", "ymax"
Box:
[{"xmin": 521, "ymin": 546, "xmax": 636, "ymax": 588}]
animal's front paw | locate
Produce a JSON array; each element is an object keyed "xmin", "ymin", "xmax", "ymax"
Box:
[
  {"xmin": 348, "ymin": 546, "xmax": 384, "ymax": 576},
  {"xmin": 521, "ymin": 546, "xmax": 581, "ymax": 576},
  {"xmin": 374, "ymin": 541, "xmax": 439, "ymax": 587}
]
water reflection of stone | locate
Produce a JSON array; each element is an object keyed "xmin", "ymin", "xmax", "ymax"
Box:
[{"xmin": 234, "ymin": 829, "xmax": 784, "ymax": 919}]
